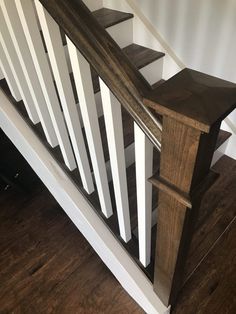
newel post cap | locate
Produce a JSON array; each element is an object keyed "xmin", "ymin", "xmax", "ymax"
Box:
[{"xmin": 144, "ymin": 68, "xmax": 236, "ymax": 133}]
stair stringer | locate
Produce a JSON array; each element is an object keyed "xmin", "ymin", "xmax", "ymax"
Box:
[{"xmin": 0, "ymin": 90, "xmax": 169, "ymax": 314}]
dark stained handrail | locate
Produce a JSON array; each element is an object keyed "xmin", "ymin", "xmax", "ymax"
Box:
[{"xmin": 39, "ymin": 0, "xmax": 162, "ymax": 149}]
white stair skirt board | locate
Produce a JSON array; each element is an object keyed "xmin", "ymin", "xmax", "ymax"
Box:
[
  {"xmin": 35, "ymin": 1, "xmax": 94, "ymax": 193},
  {"xmin": 15, "ymin": 0, "xmax": 76, "ymax": 171},
  {"xmin": 0, "ymin": 64, "xmax": 4, "ymax": 79},
  {"xmin": 0, "ymin": 91, "xmax": 169, "ymax": 314},
  {"xmin": 0, "ymin": 42, "xmax": 21, "ymax": 101},
  {"xmin": 0, "ymin": 6, "xmax": 39, "ymax": 124},
  {"xmin": 135, "ymin": 123, "xmax": 153, "ymax": 267},
  {"xmin": 66, "ymin": 37, "xmax": 113, "ymax": 218},
  {"xmin": 1, "ymin": 0, "xmax": 57, "ymax": 147},
  {"xmin": 100, "ymin": 79, "xmax": 131, "ymax": 242}
]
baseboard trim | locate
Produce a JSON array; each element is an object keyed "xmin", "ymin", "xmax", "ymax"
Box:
[{"xmin": 0, "ymin": 90, "xmax": 168, "ymax": 314}]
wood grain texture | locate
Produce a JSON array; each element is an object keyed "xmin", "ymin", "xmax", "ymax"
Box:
[
  {"xmin": 183, "ymin": 155, "xmax": 236, "ymax": 283},
  {"xmin": 93, "ymin": 7, "xmax": 134, "ymax": 29},
  {"xmin": 173, "ymin": 207, "xmax": 236, "ymax": 314},
  {"xmin": 145, "ymin": 68, "xmax": 236, "ymax": 132},
  {"xmin": 0, "ymin": 130, "xmax": 144, "ymax": 314},
  {"xmin": 153, "ymin": 116, "xmax": 222, "ymax": 306},
  {"xmin": 70, "ymin": 43, "xmax": 165, "ymax": 98},
  {"xmin": 38, "ymin": 0, "xmax": 162, "ymax": 149},
  {"xmin": 60, "ymin": 8, "xmax": 134, "ymax": 46}
]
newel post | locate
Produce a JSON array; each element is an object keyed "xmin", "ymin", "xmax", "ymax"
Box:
[{"xmin": 144, "ymin": 68, "xmax": 236, "ymax": 306}]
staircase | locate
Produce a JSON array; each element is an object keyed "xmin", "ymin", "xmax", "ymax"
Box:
[{"xmin": 0, "ymin": 1, "xmax": 235, "ymax": 313}]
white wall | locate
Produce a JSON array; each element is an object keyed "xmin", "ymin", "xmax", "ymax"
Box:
[
  {"xmin": 132, "ymin": 0, "xmax": 236, "ymax": 158},
  {"xmin": 135, "ymin": 0, "xmax": 236, "ymax": 83}
]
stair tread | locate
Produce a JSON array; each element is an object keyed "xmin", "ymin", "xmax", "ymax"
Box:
[
  {"xmin": 71, "ymin": 44, "xmax": 165, "ymax": 101},
  {"xmin": 183, "ymin": 154, "xmax": 236, "ymax": 282},
  {"xmin": 215, "ymin": 129, "xmax": 232, "ymax": 150},
  {"xmin": 123, "ymin": 44, "xmax": 165, "ymax": 69},
  {"xmin": 93, "ymin": 8, "xmax": 134, "ymax": 29},
  {"xmin": 152, "ymin": 79, "xmax": 166, "ymax": 89},
  {"xmin": 60, "ymin": 8, "xmax": 134, "ymax": 46}
]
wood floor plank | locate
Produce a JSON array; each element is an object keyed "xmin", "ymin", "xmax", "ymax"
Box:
[
  {"xmin": 0, "ymin": 131, "xmax": 143, "ymax": 314},
  {"xmin": 173, "ymin": 217, "xmax": 236, "ymax": 314}
]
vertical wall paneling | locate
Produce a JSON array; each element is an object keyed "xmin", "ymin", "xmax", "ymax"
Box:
[
  {"xmin": 1, "ymin": 0, "xmax": 57, "ymax": 147},
  {"xmin": 0, "ymin": 6, "xmax": 39, "ymax": 124},
  {"xmin": 100, "ymin": 79, "xmax": 131, "ymax": 242},
  {"xmin": 67, "ymin": 38, "xmax": 113, "ymax": 217},
  {"xmin": 134, "ymin": 123, "xmax": 153, "ymax": 266},
  {"xmin": 35, "ymin": 1, "xmax": 94, "ymax": 192},
  {"xmin": 15, "ymin": 0, "xmax": 76, "ymax": 171},
  {"xmin": 0, "ymin": 42, "xmax": 21, "ymax": 101}
]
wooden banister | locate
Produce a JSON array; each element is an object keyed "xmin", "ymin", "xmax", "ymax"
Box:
[
  {"xmin": 145, "ymin": 68, "xmax": 236, "ymax": 306},
  {"xmin": 38, "ymin": 0, "xmax": 162, "ymax": 149},
  {"xmin": 37, "ymin": 1, "xmax": 236, "ymax": 308}
]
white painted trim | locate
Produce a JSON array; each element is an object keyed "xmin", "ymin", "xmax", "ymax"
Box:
[
  {"xmin": 0, "ymin": 91, "xmax": 168, "ymax": 314},
  {"xmin": 225, "ymin": 117, "xmax": 236, "ymax": 135},
  {"xmin": 0, "ymin": 63, "xmax": 4, "ymax": 79},
  {"xmin": 125, "ymin": 0, "xmax": 185, "ymax": 70}
]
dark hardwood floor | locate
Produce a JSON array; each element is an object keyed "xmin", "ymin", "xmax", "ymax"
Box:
[
  {"xmin": 0, "ymin": 129, "xmax": 235, "ymax": 313},
  {"xmin": 0, "ymin": 130, "xmax": 143, "ymax": 314}
]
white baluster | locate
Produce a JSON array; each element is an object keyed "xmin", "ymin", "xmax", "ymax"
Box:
[
  {"xmin": 0, "ymin": 0, "xmax": 58, "ymax": 147},
  {"xmin": 0, "ymin": 6, "xmax": 39, "ymax": 124},
  {"xmin": 35, "ymin": 1, "xmax": 94, "ymax": 193},
  {"xmin": 134, "ymin": 123, "xmax": 153, "ymax": 267},
  {"xmin": 15, "ymin": 0, "xmax": 76, "ymax": 171},
  {"xmin": 100, "ymin": 79, "xmax": 131, "ymax": 241},
  {"xmin": 67, "ymin": 38, "xmax": 112, "ymax": 218},
  {"xmin": 0, "ymin": 42, "xmax": 21, "ymax": 101}
]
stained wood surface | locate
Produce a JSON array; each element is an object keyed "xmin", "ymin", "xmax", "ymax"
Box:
[
  {"xmin": 123, "ymin": 44, "xmax": 165, "ymax": 69},
  {"xmin": 215, "ymin": 129, "xmax": 231, "ymax": 149},
  {"xmin": 0, "ymin": 130, "xmax": 144, "ymax": 314},
  {"xmin": 145, "ymin": 68, "xmax": 236, "ymax": 132},
  {"xmin": 38, "ymin": 0, "xmax": 162, "ymax": 149},
  {"xmin": 93, "ymin": 8, "xmax": 134, "ymax": 29},
  {"xmin": 60, "ymin": 8, "xmax": 134, "ymax": 46},
  {"xmin": 183, "ymin": 155, "xmax": 236, "ymax": 282},
  {"xmin": 0, "ymin": 78, "xmax": 232, "ymax": 277},
  {"xmin": 71, "ymin": 43, "xmax": 165, "ymax": 98},
  {"xmin": 0, "ymin": 130, "xmax": 235, "ymax": 313},
  {"xmin": 173, "ymin": 162, "xmax": 236, "ymax": 314}
]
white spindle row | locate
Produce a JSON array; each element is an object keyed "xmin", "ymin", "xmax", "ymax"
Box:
[
  {"xmin": 15, "ymin": 0, "xmax": 76, "ymax": 171},
  {"xmin": 67, "ymin": 38, "xmax": 112, "ymax": 217},
  {"xmin": 35, "ymin": 1, "xmax": 94, "ymax": 192},
  {"xmin": 0, "ymin": 41, "xmax": 21, "ymax": 101},
  {"xmin": 0, "ymin": 5, "xmax": 39, "ymax": 124},
  {"xmin": 0, "ymin": 0, "xmax": 58, "ymax": 147},
  {"xmin": 0, "ymin": 0, "xmax": 155, "ymax": 265}
]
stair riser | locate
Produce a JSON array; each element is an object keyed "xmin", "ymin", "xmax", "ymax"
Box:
[
  {"xmin": 83, "ymin": 0, "xmax": 103, "ymax": 12},
  {"xmin": 106, "ymin": 19, "xmax": 133, "ymax": 48},
  {"xmin": 140, "ymin": 58, "xmax": 164, "ymax": 85},
  {"xmin": 211, "ymin": 138, "xmax": 230, "ymax": 167}
]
